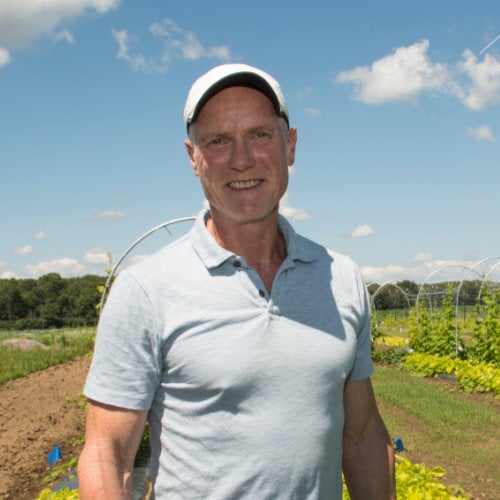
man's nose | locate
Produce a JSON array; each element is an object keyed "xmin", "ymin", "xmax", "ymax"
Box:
[{"xmin": 230, "ymin": 139, "xmax": 255, "ymax": 171}]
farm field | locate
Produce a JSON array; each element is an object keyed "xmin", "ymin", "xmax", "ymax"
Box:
[
  {"xmin": 0, "ymin": 328, "xmax": 498, "ymax": 499},
  {"xmin": 0, "ymin": 356, "xmax": 90, "ymax": 499},
  {"xmin": 372, "ymin": 366, "xmax": 499, "ymax": 498}
]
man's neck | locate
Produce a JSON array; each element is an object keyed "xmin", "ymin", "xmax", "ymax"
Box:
[{"xmin": 206, "ymin": 214, "xmax": 287, "ymax": 293}]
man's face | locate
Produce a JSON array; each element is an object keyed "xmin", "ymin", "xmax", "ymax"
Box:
[{"xmin": 185, "ymin": 86, "xmax": 297, "ymax": 228}]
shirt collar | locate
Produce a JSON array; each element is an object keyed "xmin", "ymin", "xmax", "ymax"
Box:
[{"xmin": 189, "ymin": 209, "xmax": 318, "ymax": 270}]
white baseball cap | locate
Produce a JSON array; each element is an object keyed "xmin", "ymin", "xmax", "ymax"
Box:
[{"xmin": 183, "ymin": 63, "xmax": 289, "ymax": 129}]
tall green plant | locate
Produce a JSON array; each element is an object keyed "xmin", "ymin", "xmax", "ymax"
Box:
[
  {"xmin": 410, "ymin": 286, "xmax": 461, "ymax": 357},
  {"xmin": 470, "ymin": 285, "xmax": 500, "ymax": 364},
  {"xmin": 431, "ymin": 284, "xmax": 459, "ymax": 357},
  {"xmin": 370, "ymin": 310, "xmax": 381, "ymax": 341},
  {"xmin": 409, "ymin": 300, "xmax": 432, "ymax": 353}
]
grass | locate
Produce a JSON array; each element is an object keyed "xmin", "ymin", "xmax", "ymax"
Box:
[
  {"xmin": 0, "ymin": 327, "xmax": 95, "ymax": 384},
  {"xmin": 372, "ymin": 365, "xmax": 499, "ymax": 496}
]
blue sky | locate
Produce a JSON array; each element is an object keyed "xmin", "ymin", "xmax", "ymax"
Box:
[{"xmin": 1, "ymin": 0, "xmax": 499, "ymax": 284}]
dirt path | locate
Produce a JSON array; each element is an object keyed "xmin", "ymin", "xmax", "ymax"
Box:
[{"xmin": 0, "ymin": 357, "xmax": 91, "ymax": 499}]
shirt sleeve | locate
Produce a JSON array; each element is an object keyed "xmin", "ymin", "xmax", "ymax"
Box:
[
  {"xmin": 84, "ymin": 270, "xmax": 163, "ymax": 410},
  {"xmin": 346, "ymin": 263, "xmax": 374, "ymax": 382}
]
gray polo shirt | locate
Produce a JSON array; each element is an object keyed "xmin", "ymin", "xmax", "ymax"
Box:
[{"xmin": 84, "ymin": 210, "xmax": 373, "ymax": 499}]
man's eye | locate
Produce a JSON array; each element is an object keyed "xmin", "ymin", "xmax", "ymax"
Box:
[
  {"xmin": 205, "ymin": 138, "xmax": 225, "ymax": 149},
  {"xmin": 253, "ymin": 131, "xmax": 270, "ymax": 143}
]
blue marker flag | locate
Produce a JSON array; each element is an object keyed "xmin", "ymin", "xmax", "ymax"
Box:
[
  {"xmin": 48, "ymin": 444, "xmax": 62, "ymax": 467},
  {"xmin": 394, "ymin": 437, "xmax": 404, "ymax": 452}
]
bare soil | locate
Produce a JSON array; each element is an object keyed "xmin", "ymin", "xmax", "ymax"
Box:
[{"xmin": 0, "ymin": 357, "xmax": 91, "ymax": 499}]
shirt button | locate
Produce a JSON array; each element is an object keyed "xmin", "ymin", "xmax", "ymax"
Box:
[
  {"xmin": 259, "ymin": 289, "xmax": 266, "ymax": 297},
  {"xmin": 233, "ymin": 260, "xmax": 242, "ymax": 268}
]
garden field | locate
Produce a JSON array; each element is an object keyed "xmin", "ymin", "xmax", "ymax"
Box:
[{"xmin": 0, "ymin": 327, "xmax": 498, "ymax": 499}]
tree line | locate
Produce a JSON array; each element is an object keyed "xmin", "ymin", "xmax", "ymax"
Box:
[
  {"xmin": 0, "ymin": 274, "xmax": 493, "ymax": 331},
  {"xmin": 0, "ymin": 273, "xmax": 104, "ymax": 330},
  {"xmin": 368, "ymin": 279, "xmax": 489, "ymax": 311}
]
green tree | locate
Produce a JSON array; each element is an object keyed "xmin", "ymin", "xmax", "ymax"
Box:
[
  {"xmin": 397, "ymin": 280, "xmax": 419, "ymax": 297},
  {"xmin": 36, "ymin": 273, "xmax": 67, "ymax": 328},
  {"xmin": 0, "ymin": 279, "xmax": 27, "ymax": 321}
]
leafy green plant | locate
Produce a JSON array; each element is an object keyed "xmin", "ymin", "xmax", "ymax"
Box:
[
  {"xmin": 469, "ymin": 285, "xmax": 500, "ymax": 364},
  {"xmin": 41, "ymin": 459, "xmax": 78, "ymax": 486},
  {"xmin": 343, "ymin": 455, "xmax": 469, "ymax": 499},
  {"xmin": 410, "ymin": 285, "xmax": 466, "ymax": 359},
  {"xmin": 402, "ymin": 353, "xmax": 500, "ymax": 397},
  {"xmin": 409, "ymin": 300, "xmax": 433, "ymax": 354},
  {"xmin": 372, "ymin": 346, "xmax": 408, "ymax": 366},
  {"xmin": 36, "ymin": 487, "xmax": 79, "ymax": 499},
  {"xmin": 392, "ymin": 455, "xmax": 468, "ymax": 499},
  {"xmin": 370, "ymin": 311, "xmax": 382, "ymax": 340},
  {"xmin": 432, "ymin": 284, "xmax": 460, "ymax": 357}
]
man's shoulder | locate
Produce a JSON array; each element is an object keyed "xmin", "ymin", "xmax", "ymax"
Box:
[
  {"xmin": 122, "ymin": 233, "xmax": 196, "ymax": 281},
  {"xmin": 293, "ymin": 231, "xmax": 357, "ymax": 268}
]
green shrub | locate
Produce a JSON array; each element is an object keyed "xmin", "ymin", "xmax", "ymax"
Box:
[{"xmin": 372, "ymin": 346, "xmax": 409, "ymax": 366}]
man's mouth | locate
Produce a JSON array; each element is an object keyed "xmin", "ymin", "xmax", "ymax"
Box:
[{"xmin": 227, "ymin": 180, "xmax": 262, "ymax": 189}]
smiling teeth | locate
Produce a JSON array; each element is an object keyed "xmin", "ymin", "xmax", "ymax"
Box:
[{"xmin": 229, "ymin": 180, "xmax": 261, "ymax": 189}]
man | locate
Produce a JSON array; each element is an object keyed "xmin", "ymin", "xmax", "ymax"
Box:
[{"xmin": 78, "ymin": 63, "xmax": 395, "ymax": 499}]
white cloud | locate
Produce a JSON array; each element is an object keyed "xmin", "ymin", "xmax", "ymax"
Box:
[
  {"xmin": 361, "ymin": 258, "xmax": 500, "ymax": 284},
  {"xmin": 279, "ymin": 193, "xmax": 308, "ymax": 221},
  {"xmin": 350, "ymin": 224, "xmax": 375, "ymax": 239},
  {"xmin": 0, "ymin": 0, "xmax": 119, "ymax": 64},
  {"xmin": 53, "ymin": 29, "xmax": 75, "ymax": 44},
  {"xmin": 35, "ymin": 230, "xmax": 47, "ymax": 240},
  {"xmin": 0, "ymin": 260, "xmax": 6, "ymax": 267},
  {"xmin": 361, "ymin": 265, "xmax": 407, "ymax": 284},
  {"xmin": 112, "ymin": 29, "xmax": 148, "ymax": 71},
  {"xmin": 336, "ymin": 40, "xmax": 450, "ymax": 105},
  {"xmin": 1, "ymin": 270, "xmax": 16, "ymax": 279},
  {"xmin": 90, "ymin": 210, "xmax": 126, "ymax": 220},
  {"xmin": 15, "ymin": 244, "xmax": 36, "ymax": 256},
  {"xmin": 459, "ymin": 50, "xmax": 500, "ymax": 110},
  {"xmin": 24, "ymin": 258, "xmax": 84, "ymax": 278},
  {"xmin": 336, "ymin": 39, "xmax": 500, "ymax": 111},
  {"xmin": 304, "ymin": 107, "xmax": 322, "ymax": 118},
  {"xmin": 0, "ymin": 47, "xmax": 9, "ymax": 67},
  {"xmin": 413, "ymin": 252, "xmax": 433, "ymax": 262},
  {"xmin": 84, "ymin": 250, "xmax": 110, "ymax": 265},
  {"xmin": 113, "ymin": 18, "xmax": 230, "ymax": 73},
  {"xmin": 126, "ymin": 254, "xmax": 149, "ymax": 267},
  {"xmin": 466, "ymin": 124, "xmax": 495, "ymax": 142},
  {"xmin": 297, "ymin": 86, "xmax": 314, "ymax": 99}
]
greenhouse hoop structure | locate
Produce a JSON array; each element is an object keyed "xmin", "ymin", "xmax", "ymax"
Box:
[{"xmin": 99, "ymin": 216, "xmax": 196, "ymax": 313}]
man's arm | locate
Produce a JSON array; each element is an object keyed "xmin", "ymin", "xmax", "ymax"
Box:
[
  {"xmin": 77, "ymin": 399, "xmax": 148, "ymax": 500},
  {"xmin": 342, "ymin": 377, "xmax": 396, "ymax": 500}
]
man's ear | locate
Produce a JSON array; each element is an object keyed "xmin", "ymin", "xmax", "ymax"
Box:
[
  {"xmin": 287, "ymin": 127, "xmax": 298, "ymax": 166},
  {"xmin": 184, "ymin": 139, "xmax": 200, "ymax": 177}
]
